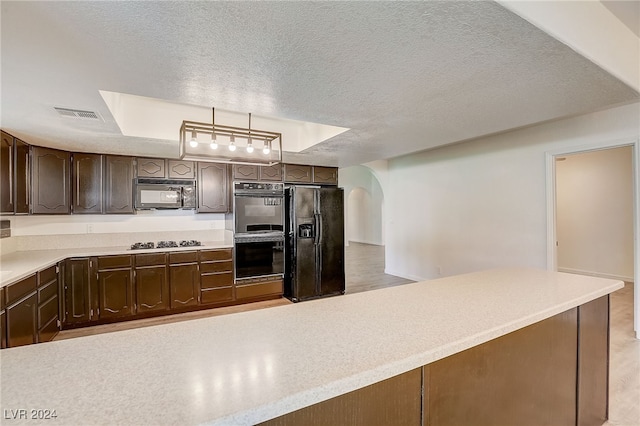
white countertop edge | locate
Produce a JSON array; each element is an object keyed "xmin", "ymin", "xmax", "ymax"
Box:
[
  {"xmin": 211, "ymin": 278, "xmax": 624, "ymax": 426},
  {"xmin": 0, "ymin": 240, "xmax": 233, "ymax": 288}
]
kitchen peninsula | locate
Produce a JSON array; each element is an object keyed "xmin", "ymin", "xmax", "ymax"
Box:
[{"xmin": 0, "ymin": 268, "xmax": 622, "ymax": 425}]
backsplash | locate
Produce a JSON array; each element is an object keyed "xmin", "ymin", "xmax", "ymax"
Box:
[{"xmin": 0, "ymin": 210, "xmax": 230, "ymax": 255}]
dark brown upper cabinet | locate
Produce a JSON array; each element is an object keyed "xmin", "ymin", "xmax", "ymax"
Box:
[
  {"xmin": 31, "ymin": 146, "xmax": 71, "ymax": 214},
  {"xmin": 284, "ymin": 164, "xmax": 312, "ymax": 183},
  {"xmin": 232, "ymin": 164, "xmax": 259, "ymax": 181},
  {"xmin": 197, "ymin": 162, "xmax": 229, "ymax": 213},
  {"xmin": 1, "ymin": 131, "xmax": 15, "ymax": 213},
  {"xmin": 167, "ymin": 160, "xmax": 195, "ymax": 179},
  {"xmin": 260, "ymin": 164, "xmax": 283, "ymax": 181},
  {"xmin": 1, "ymin": 132, "xmax": 30, "ymax": 214},
  {"xmin": 104, "ymin": 155, "xmax": 134, "ymax": 214},
  {"xmin": 72, "ymin": 153, "xmax": 103, "ymax": 214},
  {"xmin": 313, "ymin": 166, "xmax": 338, "ymax": 185},
  {"xmin": 136, "ymin": 157, "xmax": 165, "ymax": 178},
  {"xmin": 232, "ymin": 164, "xmax": 284, "ymax": 182},
  {"xmin": 14, "ymin": 139, "xmax": 30, "ymax": 214},
  {"xmin": 136, "ymin": 158, "xmax": 195, "ymax": 180}
]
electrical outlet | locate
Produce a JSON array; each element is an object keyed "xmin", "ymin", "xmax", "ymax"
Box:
[
  {"xmin": 438, "ymin": 266, "xmax": 442, "ymax": 276},
  {"xmin": 87, "ymin": 224, "xmax": 93, "ymax": 233}
]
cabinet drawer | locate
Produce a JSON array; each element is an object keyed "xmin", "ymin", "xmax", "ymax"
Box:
[
  {"xmin": 6, "ymin": 274, "xmax": 37, "ymax": 305},
  {"xmin": 170, "ymin": 251, "xmax": 199, "ymax": 264},
  {"xmin": 135, "ymin": 253, "xmax": 167, "ymax": 267},
  {"xmin": 38, "ymin": 265, "xmax": 57, "ymax": 287},
  {"xmin": 38, "ymin": 294, "xmax": 58, "ymax": 328},
  {"xmin": 200, "ymin": 287, "xmax": 233, "ymax": 304},
  {"xmin": 200, "ymin": 272, "xmax": 233, "ymax": 290},
  {"xmin": 200, "ymin": 261, "xmax": 233, "ymax": 274},
  {"xmin": 199, "ymin": 249, "xmax": 232, "ymax": 262},
  {"xmin": 38, "ymin": 279, "xmax": 58, "ymax": 304},
  {"xmin": 97, "ymin": 255, "xmax": 132, "ymax": 270},
  {"xmin": 236, "ymin": 279, "xmax": 283, "ymax": 300},
  {"xmin": 38, "ymin": 316, "xmax": 59, "ymax": 343}
]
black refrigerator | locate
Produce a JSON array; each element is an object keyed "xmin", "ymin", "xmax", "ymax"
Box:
[{"xmin": 284, "ymin": 185, "xmax": 345, "ymax": 302}]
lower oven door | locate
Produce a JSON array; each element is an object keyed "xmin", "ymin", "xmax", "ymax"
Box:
[{"xmin": 234, "ymin": 236, "xmax": 285, "ymax": 280}]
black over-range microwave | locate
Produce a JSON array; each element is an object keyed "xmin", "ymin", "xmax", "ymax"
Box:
[{"xmin": 134, "ymin": 178, "xmax": 196, "ymax": 210}]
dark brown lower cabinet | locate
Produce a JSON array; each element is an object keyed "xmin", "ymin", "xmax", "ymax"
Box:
[
  {"xmin": 0, "ymin": 289, "xmax": 6, "ymax": 349},
  {"xmin": 170, "ymin": 263, "xmax": 200, "ymax": 309},
  {"xmin": 63, "ymin": 258, "xmax": 93, "ymax": 324},
  {"xmin": 261, "ymin": 369, "xmax": 422, "ymax": 426},
  {"xmin": 236, "ymin": 279, "xmax": 283, "ymax": 301},
  {"xmin": 37, "ymin": 265, "xmax": 60, "ymax": 343},
  {"xmin": 97, "ymin": 269, "xmax": 134, "ymax": 319},
  {"xmin": 199, "ymin": 249, "xmax": 233, "ymax": 305},
  {"xmin": 260, "ymin": 296, "xmax": 610, "ymax": 426},
  {"xmin": 0, "ymin": 309, "xmax": 6, "ymax": 349},
  {"xmin": 135, "ymin": 266, "xmax": 170, "ymax": 313},
  {"xmin": 577, "ymin": 296, "xmax": 610, "ymax": 426},
  {"xmin": 6, "ymin": 292, "xmax": 38, "ymax": 348}
]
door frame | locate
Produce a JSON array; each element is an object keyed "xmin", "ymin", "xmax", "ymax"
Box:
[{"xmin": 545, "ymin": 137, "xmax": 640, "ymax": 339}]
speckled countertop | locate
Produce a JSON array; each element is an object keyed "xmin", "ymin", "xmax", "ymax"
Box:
[
  {"xmin": 0, "ymin": 238, "xmax": 234, "ymax": 289},
  {"xmin": 0, "ymin": 268, "xmax": 622, "ymax": 425}
]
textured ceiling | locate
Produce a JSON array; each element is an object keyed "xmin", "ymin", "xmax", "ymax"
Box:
[{"xmin": 1, "ymin": 1, "xmax": 638, "ymax": 167}]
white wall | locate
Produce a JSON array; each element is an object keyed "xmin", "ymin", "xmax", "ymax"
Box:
[
  {"xmin": 339, "ymin": 165, "xmax": 385, "ymax": 246},
  {"xmin": 556, "ymin": 146, "xmax": 634, "ymax": 281},
  {"xmin": 385, "ymin": 102, "xmax": 639, "ymax": 282}
]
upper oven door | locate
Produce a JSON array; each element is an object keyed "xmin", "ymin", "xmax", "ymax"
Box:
[
  {"xmin": 135, "ymin": 185, "xmax": 182, "ymax": 209},
  {"xmin": 234, "ymin": 193, "xmax": 284, "ymax": 236}
]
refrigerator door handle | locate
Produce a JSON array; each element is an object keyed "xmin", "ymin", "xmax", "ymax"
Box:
[
  {"xmin": 316, "ymin": 213, "xmax": 323, "ymax": 244},
  {"xmin": 313, "ymin": 213, "xmax": 321, "ymax": 245}
]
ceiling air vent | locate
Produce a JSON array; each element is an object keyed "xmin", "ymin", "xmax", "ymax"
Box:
[{"xmin": 54, "ymin": 107, "xmax": 103, "ymax": 121}]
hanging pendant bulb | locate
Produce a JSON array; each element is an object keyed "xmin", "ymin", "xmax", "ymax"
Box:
[
  {"xmin": 189, "ymin": 130, "xmax": 198, "ymax": 148},
  {"xmin": 210, "ymin": 133, "xmax": 218, "ymax": 149},
  {"xmin": 246, "ymin": 138, "xmax": 254, "ymax": 153},
  {"xmin": 228, "ymin": 134, "xmax": 237, "ymax": 151},
  {"xmin": 262, "ymin": 140, "xmax": 271, "ymax": 155}
]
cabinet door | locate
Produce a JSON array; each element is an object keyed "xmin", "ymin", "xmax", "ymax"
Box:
[
  {"xmin": 1, "ymin": 289, "xmax": 6, "ymax": 349},
  {"xmin": 6, "ymin": 292, "xmax": 38, "ymax": 347},
  {"xmin": 104, "ymin": 155, "xmax": 134, "ymax": 214},
  {"xmin": 31, "ymin": 147, "xmax": 71, "ymax": 214},
  {"xmin": 1, "ymin": 131, "xmax": 14, "ymax": 213},
  {"xmin": 0, "ymin": 309, "xmax": 6, "ymax": 349},
  {"xmin": 260, "ymin": 164, "xmax": 283, "ymax": 182},
  {"xmin": 97, "ymin": 269, "xmax": 134, "ymax": 319},
  {"xmin": 233, "ymin": 164, "xmax": 259, "ymax": 181},
  {"xmin": 135, "ymin": 266, "xmax": 169, "ymax": 313},
  {"xmin": 313, "ymin": 166, "xmax": 338, "ymax": 185},
  {"xmin": 197, "ymin": 162, "xmax": 229, "ymax": 213},
  {"xmin": 168, "ymin": 160, "xmax": 195, "ymax": 179},
  {"xmin": 73, "ymin": 153, "xmax": 103, "ymax": 214},
  {"xmin": 169, "ymin": 264, "xmax": 199, "ymax": 308},
  {"xmin": 284, "ymin": 164, "xmax": 312, "ymax": 183},
  {"xmin": 63, "ymin": 259, "xmax": 92, "ymax": 324},
  {"xmin": 137, "ymin": 158, "xmax": 165, "ymax": 178},
  {"xmin": 14, "ymin": 139, "xmax": 30, "ymax": 214}
]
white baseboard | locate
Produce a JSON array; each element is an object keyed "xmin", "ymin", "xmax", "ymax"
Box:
[
  {"xmin": 557, "ymin": 267, "xmax": 633, "ymax": 283},
  {"xmin": 383, "ymin": 268, "xmax": 427, "ymax": 282}
]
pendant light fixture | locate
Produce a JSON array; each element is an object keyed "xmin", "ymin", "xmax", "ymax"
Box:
[{"xmin": 179, "ymin": 107, "xmax": 282, "ymax": 165}]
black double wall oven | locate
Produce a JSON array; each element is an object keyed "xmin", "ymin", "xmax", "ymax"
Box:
[{"xmin": 233, "ymin": 182, "xmax": 285, "ymax": 285}]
